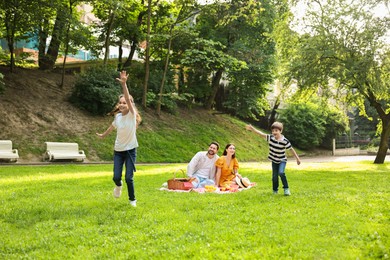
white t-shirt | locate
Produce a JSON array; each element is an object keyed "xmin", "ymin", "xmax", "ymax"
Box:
[
  {"xmin": 112, "ymin": 112, "xmax": 138, "ymax": 151},
  {"xmin": 187, "ymin": 151, "xmax": 219, "ymax": 180}
]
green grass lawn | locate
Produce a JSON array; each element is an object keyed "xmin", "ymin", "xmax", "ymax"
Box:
[{"xmin": 0, "ymin": 162, "xmax": 389, "ymax": 259}]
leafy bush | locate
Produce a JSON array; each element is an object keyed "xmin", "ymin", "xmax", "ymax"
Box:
[
  {"xmin": 278, "ymin": 102, "xmax": 326, "ymax": 149},
  {"xmin": 278, "ymin": 100, "xmax": 349, "ymax": 150},
  {"xmin": 70, "ymin": 65, "xmax": 121, "ymax": 115},
  {"xmin": 0, "ymin": 48, "xmax": 8, "ymax": 66},
  {"xmin": 320, "ymin": 105, "xmax": 349, "ymax": 148},
  {"xmin": 124, "ymin": 61, "xmax": 145, "ymax": 103}
]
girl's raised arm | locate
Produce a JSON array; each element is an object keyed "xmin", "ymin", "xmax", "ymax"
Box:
[{"xmin": 116, "ymin": 71, "xmax": 136, "ymax": 115}]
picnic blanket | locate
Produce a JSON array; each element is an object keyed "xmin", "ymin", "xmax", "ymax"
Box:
[{"xmin": 160, "ymin": 182, "xmax": 256, "ymax": 194}]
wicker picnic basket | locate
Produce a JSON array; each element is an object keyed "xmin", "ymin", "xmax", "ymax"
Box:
[{"xmin": 167, "ymin": 169, "xmax": 193, "ymax": 190}]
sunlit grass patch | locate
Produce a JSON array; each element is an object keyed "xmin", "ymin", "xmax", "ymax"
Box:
[{"xmin": 0, "ymin": 162, "xmax": 389, "ymax": 259}]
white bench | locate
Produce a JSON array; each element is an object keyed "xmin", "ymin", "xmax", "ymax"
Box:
[
  {"xmin": 43, "ymin": 142, "xmax": 86, "ymax": 162},
  {"xmin": 0, "ymin": 140, "xmax": 19, "ymax": 162}
]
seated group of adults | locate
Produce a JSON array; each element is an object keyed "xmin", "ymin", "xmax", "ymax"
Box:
[{"xmin": 186, "ymin": 141, "xmax": 250, "ymax": 189}]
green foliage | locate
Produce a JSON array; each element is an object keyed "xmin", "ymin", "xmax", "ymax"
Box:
[
  {"xmin": 184, "ymin": 0, "xmax": 277, "ymax": 118},
  {"xmin": 14, "ymin": 52, "xmax": 37, "ymax": 68},
  {"xmin": 70, "ymin": 65, "xmax": 121, "ymax": 115},
  {"xmin": 279, "ymin": 97, "xmax": 349, "ymax": 149},
  {"xmin": 0, "ymin": 49, "xmax": 37, "ymax": 69},
  {"xmin": 0, "ymin": 162, "xmax": 389, "ymax": 258},
  {"xmin": 0, "ymin": 48, "xmax": 9, "ymax": 66},
  {"xmin": 288, "ymin": 0, "xmax": 390, "ymax": 162},
  {"xmin": 223, "ymin": 63, "xmax": 273, "ymax": 119},
  {"xmin": 278, "ymin": 102, "xmax": 326, "ymax": 149},
  {"xmin": 320, "ymin": 105, "xmax": 349, "ymax": 148},
  {"xmin": 63, "ymin": 17, "xmax": 97, "ymax": 56}
]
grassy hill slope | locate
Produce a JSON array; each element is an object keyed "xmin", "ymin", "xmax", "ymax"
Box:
[{"xmin": 0, "ymin": 66, "xmax": 271, "ymax": 163}]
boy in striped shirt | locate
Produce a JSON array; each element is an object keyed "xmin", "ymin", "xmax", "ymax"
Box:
[{"xmin": 246, "ymin": 122, "xmax": 301, "ymax": 195}]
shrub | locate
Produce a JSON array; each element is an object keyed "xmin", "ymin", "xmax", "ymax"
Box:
[
  {"xmin": 320, "ymin": 106, "xmax": 349, "ymax": 149},
  {"xmin": 70, "ymin": 65, "xmax": 121, "ymax": 115},
  {"xmin": 278, "ymin": 102, "xmax": 326, "ymax": 149},
  {"xmin": 278, "ymin": 100, "xmax": 349, "ymax": 150}
]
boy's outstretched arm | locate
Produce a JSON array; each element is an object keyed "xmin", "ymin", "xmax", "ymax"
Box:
[
  {"xmin": 245, "ymin": 124, "xmax": 267, "ymax": 139},
  {"xmin": 290, "ymin": 147, "xmax": 301, "ymax": 165}
]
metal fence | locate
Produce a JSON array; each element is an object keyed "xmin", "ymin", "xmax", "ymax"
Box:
[{"xmin": 335, "ymin": 135, "xmax": 370, "ymax": 149}]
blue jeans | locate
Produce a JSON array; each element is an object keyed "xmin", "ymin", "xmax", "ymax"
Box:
[
  {"xmin": 272, "ymin": 161, "xmax": 288, "ymax": 192},
  {"xmin": 113, "ymin": 148, "xmax": 136, "ymax": 201},
  {"xmin": 191, "ymin": 175, "xmax": 215, "ymax": 188}
]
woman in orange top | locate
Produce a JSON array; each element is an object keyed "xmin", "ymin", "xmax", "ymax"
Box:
[{"xmin": 215, "ymin": 143, "xmax": 242, "ymax": 187}]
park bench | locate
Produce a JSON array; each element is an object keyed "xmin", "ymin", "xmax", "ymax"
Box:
[
  {"xmin": 0, "ymin": 140, "xmax": 19, "ymax": 162},
  {"xmin": 43, "ymin": 142, "xmax": 86, "ymax": 162}
]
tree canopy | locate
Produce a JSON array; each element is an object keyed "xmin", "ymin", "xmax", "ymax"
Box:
[
  {"xmin": 0, "ymin": 0, "xmax": 389, "ymax": 162},
  {"xmin": 287, "ymin": 0, "xmax": 390, "ymax": 163}
]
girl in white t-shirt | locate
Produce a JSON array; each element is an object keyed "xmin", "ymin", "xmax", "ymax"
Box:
[{"xmin": 96, "ymin": 71, "xmax": 141, "ymax": 207}]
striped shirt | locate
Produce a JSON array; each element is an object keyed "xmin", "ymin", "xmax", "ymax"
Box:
[{"xmin": 267, "ymin": 134, "xmax": 292, "ymax": 163}]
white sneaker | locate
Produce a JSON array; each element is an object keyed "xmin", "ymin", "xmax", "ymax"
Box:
[
  {"xmin": 113, "ymin": 186, "xmax": 122, "ymax": 198},
  {"xmin": 130, "ymin": 200, "xmax": 137, "ymax": 207},
  {"xmin": 284, "ymin": 188, "xmax": 291, "ymax": 196}
]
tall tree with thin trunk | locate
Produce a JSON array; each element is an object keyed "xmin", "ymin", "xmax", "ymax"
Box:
[
  {"xmin": 0, "ymin": 0, "xmax": 34, "ymax": 72},
  {"xmin": 156, "ymin": 0, "xmax": 199, "ymax": 115},
  {"xmin": 142, "ymin": 0, "xmax": 152, "ymax": 108},
  {"xmin": 60, "ymin": 0, "xmax": 77, "ymax": 88}
]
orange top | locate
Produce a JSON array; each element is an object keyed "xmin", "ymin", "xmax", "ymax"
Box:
[{"xmin": 215, "ymin": 156, "xmax": 239, "ymax": 186}]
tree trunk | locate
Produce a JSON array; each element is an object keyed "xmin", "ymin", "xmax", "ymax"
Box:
[
  {"xmin": 374, "ymin": 116, "xmax": 390, "ymax": 164},
  {"xmin": 39, "ymin": 10, "xmax": 66, "ymax": 70},
  {"xmin": 142, "ymin": 0, "xmax": 152, "ymax": 108},
  {"xmin": 117, "ymin": 40, "xmax": 123, "ymax": 70},
  {"xmin": 157, "ymin": 27, "xmax": 173, "ymax": 115},
  {"xmin": 4, "ymin": 9, "xmax": 16, "ymax": 72},
  {"xmin": 123, "ymin": 11, "xmax": 146, "ymax": 69},
  {"xmin": 205, "ymin": 69, "xmax": 223, "ymax": 110},
  {"xmin": 38, "ymin": 19, "xmax": 49, "ymax": 69},
  {"xmin": 366, "ymin": 88, "xmax": 390, "ymax": 164},
  {"xmin": 268, "ymin": 97, "xmax": 280, "ymax": 128},
  {"xmin": 103, "ymin": 10, "xmax": 116, "ymax": 65},
  {"xmin": 5, "ymin": 31, "xmax": 15, "ymax": 73},
  {"xmin": 60, "ymin": 0, "xmax": 74, "ymax": 88},
  {"xmin": 123, "ymin": 41, "xmax": 137, "ymax": 69}
]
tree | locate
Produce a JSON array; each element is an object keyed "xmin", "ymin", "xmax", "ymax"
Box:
[
  {"xmin": 90, "ymin": 0, "xmax": 125, "ymax": 65},
  {"xmin": 181, "ymin": 38, "xmax": 246, "ymax": 107},
  {"xmin": 60, "ymin": 0, "xmax": 78, "ymax": 87},
  {"xmin": 289, "ymin": 0, "xmax": 390, "ymax": 163},
  {"xmin": 114, "ymin": 1, "xmax": 146, "ymax": 70},
  {"xmin": 143, "ymin": 0, "xmax": 152, "ymax": 108},
  {"xmin": 37, "ymin": 1, "xmax": 69, "ymax": 70},
  {"xmin": 0, "ymin": 0, "xmax": 35, "ymax": 72},
  {"xmin": 269, "ymin": 0, "xmax": 300, "ymax": 127},
  {"xmin": 156, "ymin": 0, "xmax": 199, "ymax": 115},
  {"xmin": 187, "ymin": 0, "xmax": 277, "ymax": 116}
]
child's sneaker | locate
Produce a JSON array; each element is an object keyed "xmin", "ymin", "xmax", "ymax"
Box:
[
  {"xmin": 284, "ymin": 188, "xmax": 291, "ymax": 196},
  {"xmin": 273, "ymin": 190, "xmax": 278, "ymax": 194},
  {"xmin": 130, "ymin": 200, "xmax": 137, "ymax": 207},
  {"xmin": 113, "ymin": 186, "xmax": 122, "ymax": 198}
]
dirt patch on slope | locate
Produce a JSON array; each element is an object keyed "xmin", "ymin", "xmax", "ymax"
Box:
[{"xmin": 0, "ymin": 66, "xmax": 109, "ymax": 162}]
